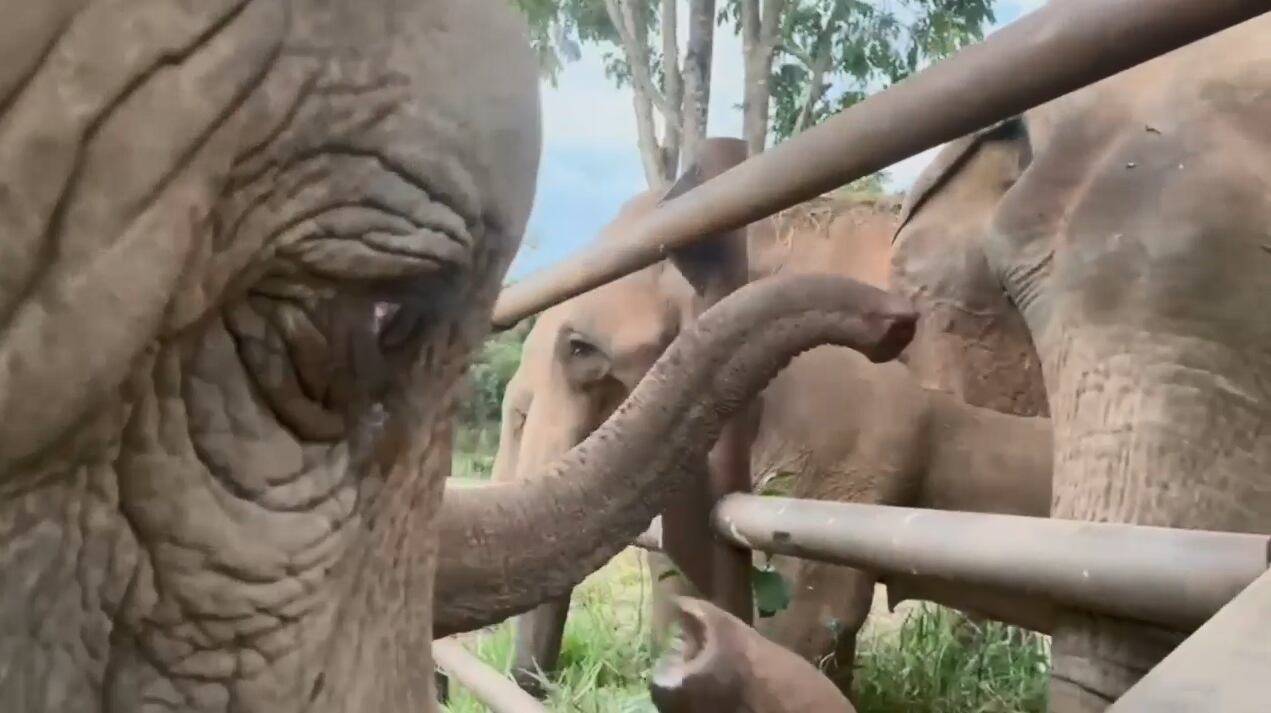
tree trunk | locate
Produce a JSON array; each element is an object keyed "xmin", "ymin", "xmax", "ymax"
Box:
[
  {"xmin": 679, "ymin": 0, "xmax": 716, "ymax": 168},
  {"xmin": 660, "ymin": 0, "xmax": 683, "ymax": 180},
  {"xmin": 741, "ymin": 0, "xmax": 785, "ymax": 156},
  {"xmin": 605, "ymin": 0, "xmax": 679, "ymax": 187},
  {"xmin": 792, "ymin": 0, "xmax": 846, "ymax": 136}
]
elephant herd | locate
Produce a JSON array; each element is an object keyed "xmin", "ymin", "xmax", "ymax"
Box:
[
  {"xmin": 0, "ymin": 1, "xmax": 1266, "ymax": 712},
  {"xmin": 492, "ymin": 10, "xmax": 1271, "ymax": 711}
]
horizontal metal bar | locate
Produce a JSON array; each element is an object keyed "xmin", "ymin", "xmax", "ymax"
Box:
[
  {"xmin": 1109, "ymin": 569, "xmax": 1271, "ymax": 712},
  {"xmin": 433, "ymin": 638, "xmax": 548, "ymax": 713},
  {"xmin": 491, "ymin": 0, "xmax": 1268, "ymax": 327},
  {"xmin": 712, "ymin": 494, "xmax": 1271, "ymax": 630}
]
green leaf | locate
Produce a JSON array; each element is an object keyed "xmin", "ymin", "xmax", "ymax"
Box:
[{"xmin": 751, "ymin": 566, "xmax": 792, "ymax": 618}]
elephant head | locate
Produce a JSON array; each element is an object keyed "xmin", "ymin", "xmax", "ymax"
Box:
[
  {"xmin": 891, "ymin": 15, "xmax": 1271, "ymax": 711},
  {"xmin": 0, "ymin": 4, "xmax": 918, "ymax": 713}
]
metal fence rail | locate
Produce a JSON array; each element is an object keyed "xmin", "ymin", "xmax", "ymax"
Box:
[
  {"xmin": 434, "ymin": 638, "xmax": 549, "ymax": 713},
  {"xmin": 712, "ymin": 495, "xmax": 1271, "ymax": 630},
  {"xmin": 491, "ymin": 0, "xmax": 1269, "ymax": 329}
]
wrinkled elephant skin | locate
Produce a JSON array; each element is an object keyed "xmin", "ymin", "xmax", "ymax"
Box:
[
  {"xmin": 0, "ymin": 3, "xmax": 921, "ymax": 713},
  {"xmin": 649, "ymin": 597, "xmax": 855, "ymax": 713},
  {"xmin": 891, "ymin": 14, "xmax": 1271, "ymax": 712}
]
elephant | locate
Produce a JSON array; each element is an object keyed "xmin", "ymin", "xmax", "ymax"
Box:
[
  {"xmin": 0, "ymin": 2, "xmax": 920, "ymax": 712},
  {"xmin": 889, "ymin": 13, "xmax": 1271, "ymax": 712},
  {"xmin": 493, "ymin": 138, "xmax": 1055, "ymax": 697}
]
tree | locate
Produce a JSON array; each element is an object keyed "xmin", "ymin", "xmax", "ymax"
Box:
[
  {"xmin": 512, "ymin": 0, "xmax": 995, "ymax": 170},
  {"xmin": 734, "ymin": 0, "xmax": 996, "ymax": 150},
  {"xmin": 512, "ymin": 0, "xmax": 717, "ymax": 188}
]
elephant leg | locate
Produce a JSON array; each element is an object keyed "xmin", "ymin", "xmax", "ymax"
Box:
[
  {"xmin": 763, "ymin": 556, "xmax": 876, "ymax": 698},
  {"xmin": 648, "ymin": 549, "xmax": 701, "ymax": 654},
  {"xmin": 510, "ymin": 594, "xmax": 572, "ymax": 698},
  {"xmin": 1048, "ymin": 610, "xmax": 1184, "ymax": 712}
]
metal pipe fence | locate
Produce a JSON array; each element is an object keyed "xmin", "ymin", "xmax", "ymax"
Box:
[
  {"xmin": 491, "ymin": 0, "xmax": 1269, "ymax": 329},
  {"xmin": 712, "ymin": 494, "xmax": 1271, "ymax": 631}
]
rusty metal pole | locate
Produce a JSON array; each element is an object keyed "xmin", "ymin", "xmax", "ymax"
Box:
[
  {"xmin": 492, "ymin": 0, "xmax": 1267, "ymax": 329},
  {"xmin": 712, "ymin": 494, "xmax": 1271, "ymax": 630}
]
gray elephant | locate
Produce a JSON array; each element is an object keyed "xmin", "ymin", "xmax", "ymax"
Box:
[
  {"xmin": 890, "ymin": 13, "xmax": 1271, "ymax": 712},
  {"xmin": 0, "ymin": 2, "xmax": 916, "ymax": 711}
]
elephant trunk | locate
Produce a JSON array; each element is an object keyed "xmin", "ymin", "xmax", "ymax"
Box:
[
  {"xmin": 433, "ymin": 274, "xmax": 915, "ymax": 636},
  {"xmin": 649, "ymin": 596, "xmax": 856, "ymax": 713},
  {"xmin": 1045, "ymin": 325, "xmax": 1271, "ymax": 711}
]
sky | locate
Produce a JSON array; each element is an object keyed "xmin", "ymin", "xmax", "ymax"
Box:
[{"xmin": 508, "ymin": 0, "xmax": 1047, "ymax": 279}]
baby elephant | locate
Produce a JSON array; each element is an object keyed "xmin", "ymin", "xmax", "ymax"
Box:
[{"xmin": 649, "ymin": 597, "xmax": 855, "ymax": 713}]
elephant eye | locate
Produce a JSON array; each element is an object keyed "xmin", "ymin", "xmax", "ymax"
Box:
[{"xmin": 568, "ymin": 336, "xmax": 597, "ymax": 358}]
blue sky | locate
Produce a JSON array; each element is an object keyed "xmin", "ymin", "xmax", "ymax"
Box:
[{"xmin": 508, "ymin": 0, "xmax": 1046, "ymax": 280}]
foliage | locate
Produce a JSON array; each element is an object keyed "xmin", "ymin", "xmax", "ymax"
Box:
[
  {"xmin": 443, "ymin": 549, "xmax": 1050, "ymax": 713},
  {"xmin": 751, "ymin": 565, "xmax": 793, "ymax": 617},
  {"xmin": 728, "ymin": 0, "xmax": 996, "ymax": 142},
  {"xmin": 457, "ymin": 323, "xmax": 530, "ymax": 433},
  {"xmin": 510, "ymin": 0, "xmax": 996, "ymax": 147},
  {"xmin": 853, "ymin": 604, "xmax": 1050, "ymax": 713},
  {"xmin": 452, "ymin": 321, "xmax": 532, "ymax": 479},
  {"xmin": 509, "ymin": 0, "xmax": 649, "ymax": 87}
]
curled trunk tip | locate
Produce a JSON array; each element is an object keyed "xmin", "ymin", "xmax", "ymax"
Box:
[{"xmin": 649, "ymin": 596, "xmax": 857, "ymax": 713}]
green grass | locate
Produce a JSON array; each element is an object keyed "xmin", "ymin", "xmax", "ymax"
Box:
[
  {"xmin": 853, "ymin": 605, "xmax": 1049, "ymax": 712},
  {"xmin": 442, "ymin": 549, "xmax": 660, "ymax": 712},
  {"xmin": 446, "ymin": 436, "xmax": 1050, "ymax": 713}
]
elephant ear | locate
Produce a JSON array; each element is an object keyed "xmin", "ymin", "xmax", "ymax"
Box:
[
  {"xmin": 659, "ymin": 137, "xmax": 750, "ymax": 298},
  {"xmin": 892, "ymin": 116, "xmax": 1031, "ymax": 242}
]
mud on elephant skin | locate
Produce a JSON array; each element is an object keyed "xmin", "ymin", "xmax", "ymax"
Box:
[
  {"xmin": 0, "ymin": 3, "xmax": 923, "ymax": 712},
  {"xmin": 650, "ymin": 597, "xmax": 856, "ymax": 713},
  {"xmin": 890, "ymin": 14, "xmax": 1271, "ymax": 712}
]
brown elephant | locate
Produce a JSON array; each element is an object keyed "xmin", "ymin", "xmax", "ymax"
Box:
[
  {"xmin": 890, "ymin": 13, "xmax": 1271, "ymax": 712},
  {"xmin": 0, "ymin": 2, "xmax": 918, "ymax": 712},
  {"xmin": 493, "ymin": 139, "xmax": 1054, "ymax": 697}
]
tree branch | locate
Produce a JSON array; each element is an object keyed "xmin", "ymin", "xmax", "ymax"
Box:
[
  {"xmin": 741, "ymin": 0, "xmax": 787, "ymax": 154},
  {"xmin": 679, "ymin": 0, "xmax": 716, "ymax": 167},
  {"xmin": 660, "ymin": 0, "xmax": 683, "ymax": 178},
  {"xmin": 793, "ymin": 0, "xmax": 848, "ymax": 135},
  {"xmin": 604, "ymin": 0, "xmax": 682, "ymax": 128}
]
